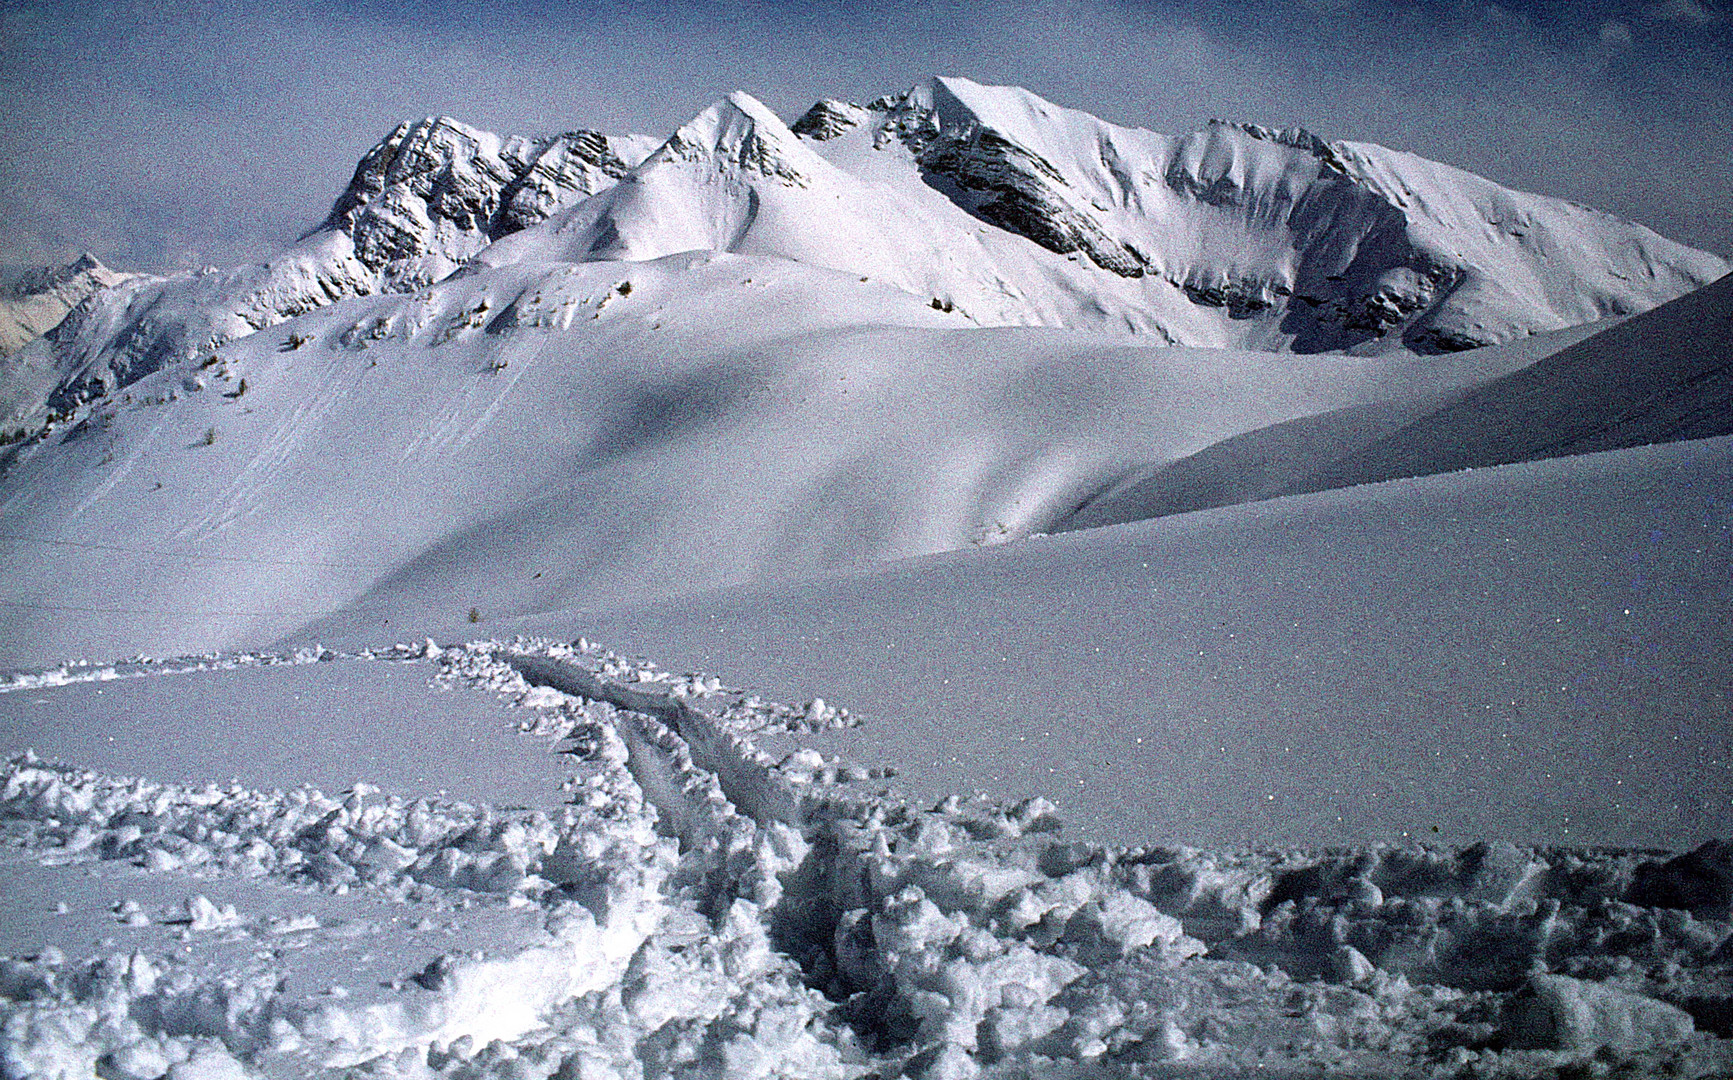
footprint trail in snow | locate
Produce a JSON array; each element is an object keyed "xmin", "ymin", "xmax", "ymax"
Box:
[{"xmin": 2, "ymin": 639, "xmax": 1731, "ymax": 1078}]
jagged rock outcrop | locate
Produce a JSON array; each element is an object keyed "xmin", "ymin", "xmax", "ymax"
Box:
[
  {"xmin": 852, "ymin": 83, "xmax": 1153, "ymax": 279},
  {"xmin": 788, "ymin": 99, "xmax": 869, "ymax": 141},
  {"xmin": 318, "ymin": 117, "xmax": 652, "ymax": 289}
]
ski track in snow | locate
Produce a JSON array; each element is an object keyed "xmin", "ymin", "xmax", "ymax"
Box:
[
  {"xmin": 3, "ymin": 638, "xmax": 1731, "ymax": 1078},
  {"xmin": 67, "ymin": 413, "xmax": 166, "ymax": 522},
  {"xmin": 393, "ymin": 336, "xmax": 538, "ymax": 466},
  {"xmin": 179, "ymin": 353, "xmax": 370, "ymax": 542},
  {"xmin": 449, "ymin": 338, "xmax": 545, "ymax": 457}
]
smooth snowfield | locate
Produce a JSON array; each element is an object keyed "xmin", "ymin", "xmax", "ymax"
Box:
[
  {"xmin": 443, "ymin": 433, "xmax": 1730, "ymax": 852},
  {"xmin": 1055, "ymin": 267, "xmax": 1733, "ymax": 529},
  {"xmin": 0, "ymin": 253, "xmax": 1564, "ymax": 668},
  {"xmin": 0, "ymin": 657, "xmax": 574, "ymax": 810}
]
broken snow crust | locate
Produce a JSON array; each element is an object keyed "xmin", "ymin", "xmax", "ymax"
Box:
[{"xmin": 3, "ymin": 639, "xmax": 1731, "ymax": 1078}]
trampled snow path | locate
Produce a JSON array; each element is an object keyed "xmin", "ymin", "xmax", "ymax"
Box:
[{"xmin": 4, "ymin": 640, "xmax": 1732, "ymax": 1078}]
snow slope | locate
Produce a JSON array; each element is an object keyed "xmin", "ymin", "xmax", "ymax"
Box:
[
  {"xmin": 430, "ymin": 433, "xmax": 1732, "ymax": 853},
  {"xmin": 1280, "ymin": 268, "xmax": 1733, "ymax": 496},
  {"xmin": 4, "ymin": 340, "xmax": 1729, "ymax": 1076},
  {"xmin": 1058, "ymin": 270, "xmax": 1733, "ymax": 529},
  {"xmin": 0, "ymin": 251, "xmax": 1560, "ymax": 668}
]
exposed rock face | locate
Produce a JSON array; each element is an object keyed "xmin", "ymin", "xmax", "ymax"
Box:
[
  {"xmin": 318, "ymin": 117, "xmax": 648, "ymax": 289},
  {"xmin": 852, "ymin": 82, "xmax": 1154, "ymax": 280},
  {"xmin": 788, "ymin": 99, "xmax": 869, "ymax": 141}
]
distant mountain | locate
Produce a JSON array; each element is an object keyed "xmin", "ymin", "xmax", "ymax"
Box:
[
  {"xmin": 479, "ymin": 77, "xmax": 1726, "ymax": 353},
  {"xmin": 0, "ymin": 253, "xmax": 132, "ymax": 358},
  {"xmin": 0, "ymin": 253, "xmax": 139, "ymax": 434},
  {"xmin": 802, "ymin": 79, "xmax": 1726, "ymax": 351},
  {"xmin": 5, "ymin": 78, "xmax": 1723, "ymax": 433}
]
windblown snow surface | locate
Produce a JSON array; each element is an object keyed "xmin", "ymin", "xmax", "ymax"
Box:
[{"xmin": 3, "ymin": 77, "xmax": 1733, "ymax": 1079}]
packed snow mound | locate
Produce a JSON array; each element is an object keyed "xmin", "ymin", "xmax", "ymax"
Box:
[
  {"xmin": 2, "ymin": 639, "xmax": 1730, "ymax": 1077},
  {"xmin": 5, "ymin": 120, "xmax": 656, "ymax": 430},
  {"xmin": 791, "ymin": 76, "xmax": 1726, "ymax": 351}
]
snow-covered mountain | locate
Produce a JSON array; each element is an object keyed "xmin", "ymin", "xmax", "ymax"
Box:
[
  {"xmin": 0, "ymin": 253, "xmax": 132, "ymax": 359},
  {"xmin": 5, "ymin": 119, "xmax": 657, "ymax": 429},
  {"xmin": 5, "ymin": 78, "xmax": 1733, "ymax": 1080},
  {"xmin": 2, "ymin": 78, "xmax": 1731, "ymax": 664},
  {"xmin": 789, "ymin": 78, "xmax": 1725, "ymax": 350},
  {"xmin": 477, "ymin": 77, "xmax": 1727, "ymax": 351},
  {"xmin": 6, "ymin": 78, "xmax": 1724, "ymax": 435},
  {"xmin": 0, "ymin": 254, "xmax": 139, "ymax": 433}
]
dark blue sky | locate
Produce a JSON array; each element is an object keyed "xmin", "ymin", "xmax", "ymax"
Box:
[{"xmin": 3, "ymin": 0, "xmax": 1729, "ymax": 271}]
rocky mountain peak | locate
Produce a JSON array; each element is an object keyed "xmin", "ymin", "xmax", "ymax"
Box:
[
  {"xmin": 3, "ymin": 252, "xmax": 123, "ymax": 303},
  {"xmin": 659, "ymin": 92, "xmax": 816, "ymax": 186},
  {"xmin": 790, "ymin": 99, "xmax": 869, "ymax": 141},
  {"xmin": 317, "ymin": 116, "xmax": 653, "ymax": 289},
  {"xmin": 1212, "ymin": 121, "xmax": 1338, "ymax": 161}
]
